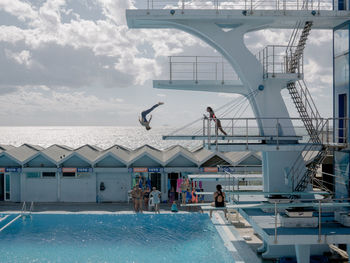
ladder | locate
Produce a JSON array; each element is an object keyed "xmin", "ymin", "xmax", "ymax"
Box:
[
  {"xmin": 21, "ymin": 201, "xmax": 34, "ymax": 216},
  {"xmin": 285, "ymin": 21, "xmax": 331, "ymax": 193}
]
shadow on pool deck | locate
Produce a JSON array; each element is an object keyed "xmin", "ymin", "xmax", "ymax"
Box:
[{"xmin": 0, "ymin": 202, "xmax": 201, "ymax": 213}]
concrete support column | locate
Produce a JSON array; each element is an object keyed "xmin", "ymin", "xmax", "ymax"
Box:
[
  {"xmin": 94, "ymin": 172, "xmax": 98, "ymax": 203},
  {"xmin": 57, "ymin": 171, "xmax": 61, "ymax": 202},
  {"xmin": 161, "ymin": 172, "xmax": 167, "ymax": 201},
  {"xmin": 295, "ymin": 244, "xmax": 310, "ymax": 263},
  {"xmin": 20, "ymin": 172, "xmax": 26, "ymax": 202},
  {"xmin": 263, "ymin": 151, "xmax": 305, "ymax": 192}
]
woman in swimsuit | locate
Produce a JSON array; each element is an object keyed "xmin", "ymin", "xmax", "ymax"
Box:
[
  {"xmin": 206, "ymin": 106, "xmax": 227, "ymax": 136},
  {"xmin": 143, "ymin": 186, "xmax": 150, "ymax": 211},
  {"xmin": 210, "ymin": 184, "xmax": 226, "ymax": 218}
]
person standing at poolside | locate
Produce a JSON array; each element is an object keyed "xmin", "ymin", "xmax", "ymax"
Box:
[
  {"xmin": 131, "ymin": 186, "xmax": 137, "ymax": 212},
  {"xmin": 180, "ymin": 179, "xmax": 188, "ymax": 204},
  {"xmin": 143, "ymin": 186, "xmax": 151, "ymax": 211},
  {"xmin": 134, "ymin": 187, "xmax": 143, "ymax": 213},
  {"xmin": 210, "ymin": 184, "xmax": 226, "ymax": 218},
  {"xmin": 169, "ymin": 186, "xmax": 175, "ymax": 203},
  {"xmin": 205, "ymin": 106, "xmax": 227, "ymax": 136},
  {"xmin": 150, "ymin": 187, "xmax": 161, "ymax": 214},
  {"xmin": 139, "ymin": 102, "xmax": 164, "ymax": 130}
]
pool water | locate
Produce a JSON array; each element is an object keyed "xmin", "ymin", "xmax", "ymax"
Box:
[{"xmin": 0, "ymin": 213, "xmax": 234, "ymax": 263}]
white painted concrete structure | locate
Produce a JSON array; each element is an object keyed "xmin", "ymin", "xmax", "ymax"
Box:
[{"xmin": 126, "ymin": 6, "xmax": 350, "ymax": 195}]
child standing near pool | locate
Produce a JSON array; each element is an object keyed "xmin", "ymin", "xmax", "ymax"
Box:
[
  {"xmin": 171, "ymin": 201, "xmax": 178, "ymax": 213},
  {"xmin": 150, "ymin": 187, "xmax": 161, "ymax": 214}
]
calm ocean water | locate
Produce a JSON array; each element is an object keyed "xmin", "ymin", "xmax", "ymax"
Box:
[{"xmin": 0, "ymin": 126, "xmax": 201, "ymax": 150}]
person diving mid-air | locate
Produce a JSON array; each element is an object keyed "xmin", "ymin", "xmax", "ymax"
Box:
[{"xmin": 139, "ymin": 102, "xmax": 164, "ymax": 130}]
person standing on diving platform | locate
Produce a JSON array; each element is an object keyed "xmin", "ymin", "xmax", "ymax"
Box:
[
  {"xmin": 139, "ymin": 102, "xmax": 164, "ymax": 130},
  {"xmin": 205, "ymin": 106, "xmax": 227, "ymax": 136}
]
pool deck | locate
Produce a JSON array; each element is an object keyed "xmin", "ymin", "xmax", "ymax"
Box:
[
  {"xmin": 0, "ymin": 201, "xmax": 199, "ymax": 214},
  {"xmin": 211, "ymin": 211, "xmax": 269, "ymax": 263}
]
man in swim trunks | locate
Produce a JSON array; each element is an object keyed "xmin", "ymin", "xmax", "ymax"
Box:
[
  {"xmin": 180, "ymin": 179, "xmax": 188, "ymax": 205},
  {"xmin": 134, "ymin": 187, "xmax": 143, "ymax": 213},
  {"xmin": 139, "ymin": 102, "xmax": 164, "ymax": 130}
]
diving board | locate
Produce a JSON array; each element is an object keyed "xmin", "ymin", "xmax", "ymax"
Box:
[
  {"xmin": 195, "ymin": 191, "xmax": 330, "ymax": 196},
  {"xmin": 163, "ymin": 135, "xmax": 303, "ymax": 141},
  {"xmin": 154, "ymin": 80, "xmax": 246, "ymax": 94},
  {"xmin": 188, "ymin": 173, "xmax": 262, "ymax": 181},
  {"xmin": 212, "ymin": 202, "xmax": 350, "ymax": 210}
]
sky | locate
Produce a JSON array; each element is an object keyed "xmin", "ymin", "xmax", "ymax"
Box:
[{"xmin": 0, "ymin": 0, "xmax": 333, "ymax": 127}]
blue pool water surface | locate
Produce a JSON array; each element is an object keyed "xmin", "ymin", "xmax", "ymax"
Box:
[{"xmin": 0, "ymin": 213, "xmax": 234, "ymax": 263}]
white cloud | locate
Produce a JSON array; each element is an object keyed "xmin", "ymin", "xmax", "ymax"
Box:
[
  {"xmin": 0, "ymin": 0, "xmax": 335, "ymax": 125},
  {"xmin": 0, "ymin": 0, "xmax": 204, "ymax": 87},
  {"xmin": 0, "ymin": 0, "xmax": 37, "ymax": 22},
  {"xmin": 5, "ymin": 49, "xmax": 33, "ymax": 67}
]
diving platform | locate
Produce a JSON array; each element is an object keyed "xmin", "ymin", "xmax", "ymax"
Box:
[
  {"xmin": 154, "ymin": 80, "xmax": 245, "ymax": 94},
  {"xmin": 163, "ymin": 135, "xmax": 303, "ymax": 141},
  {"xmin": 214, "ymin": 143, "xmax": 322, "ymax": 152},
  {"xmin": 162, "ymin": 116, "xmax": 348, "ymax": 151},
  {"xmin": 126, "ymin": 10, "xmax": 350, "ymax": 31}
]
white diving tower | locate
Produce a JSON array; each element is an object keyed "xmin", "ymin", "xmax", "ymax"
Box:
[{"xmin": 126, "ymin": 1, "xmax": 350, "ymax": 195}]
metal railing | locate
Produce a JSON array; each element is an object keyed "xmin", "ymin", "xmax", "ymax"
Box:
[
  {"xmin": 168, "ymin": 56, "xmax": 238, "ymax": 83},
  {"xmin": 143, "ymin": 0, "xmax": 333, "ymax": 12},
  {"xmin": 257, "ymin": 45, "xmax": 304, "ymax": 77},
  {"xmin": 198, "ymin": 117, "xmax": 348, "ymax": 149}
]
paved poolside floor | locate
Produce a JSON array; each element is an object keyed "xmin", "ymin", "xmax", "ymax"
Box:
[{"xmin": 0, "ymin": 201, "xmax": 200, "ymax": 213}]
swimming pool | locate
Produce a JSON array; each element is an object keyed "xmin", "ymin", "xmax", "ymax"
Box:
[{"xmin": 0, "ymin": 213, "xmax": 234, "ymax": 263}]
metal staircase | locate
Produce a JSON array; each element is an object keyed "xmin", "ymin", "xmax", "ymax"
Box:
[
  {"xmin": 287, "ymin": 80, "xmax": 320, "ymax": 144},
  {"xmin": 285, "ymin": 21, "xmax": 331, "ymax": 193},
  {"xmin": 294, "ymin": 146, "xmax": 329, "ymax": 192},
  {"xmin": 287, "ymin": 21, "xmax": 313, "ymax": 74}
]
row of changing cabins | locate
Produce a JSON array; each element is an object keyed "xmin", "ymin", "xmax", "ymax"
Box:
[{"xmin": 0, "ymin": 144, "xmax": 262, "ymax": 203}]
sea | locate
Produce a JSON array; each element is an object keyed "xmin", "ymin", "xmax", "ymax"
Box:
[{"xmin": 0, "ymin": 126, "xmax": 201, "ymax": 150}]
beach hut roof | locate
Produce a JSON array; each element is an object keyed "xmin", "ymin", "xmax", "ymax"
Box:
[
  {"xmin": 129, "ymin": 145, "xmax": 164, "ymax": 166},
  {"xmin": 93, "ymin": 145, "xmax": 130, "ymax": 165},
  {"xmin": 75, "ymin": 144, "xmax": 102, "ymax": 162},
  {"xmin": 163, "ymin": 145, "xmax": 198, "ymax": 165},
  {"xmin": 6, "ymin": 144, "xmax": 41, "ymax": 163},
  {"xmin": 42, "ymin": 144, "xmax": 74, "ymax": 163}
]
